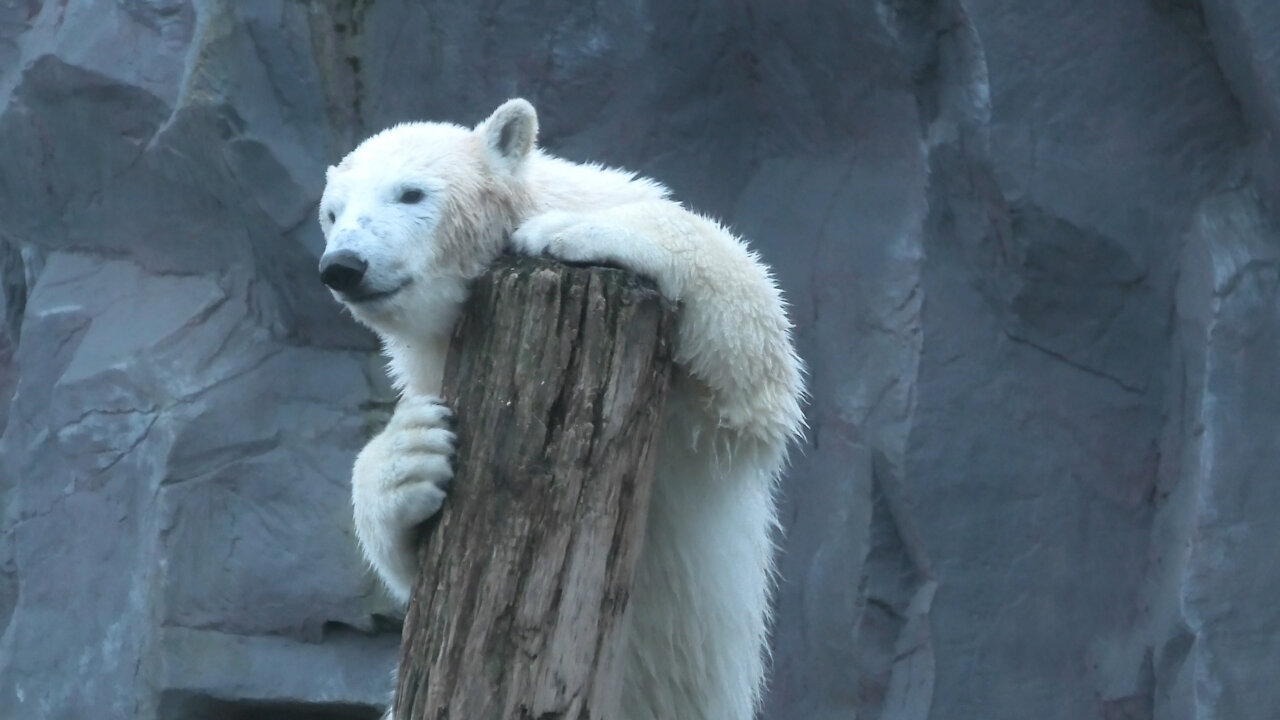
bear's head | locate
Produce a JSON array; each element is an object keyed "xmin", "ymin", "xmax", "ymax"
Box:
[{"xmin": 317, "ymin": 99, "xmax": 539, "ymax": 339}]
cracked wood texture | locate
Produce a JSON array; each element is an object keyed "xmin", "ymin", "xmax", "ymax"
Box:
[{"xmin": 393, "ymin": 256, "xmax": 675, "ymax": 720}]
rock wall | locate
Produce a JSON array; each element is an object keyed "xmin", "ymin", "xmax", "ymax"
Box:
[{"xmin": 0, "ymin": 1, "xmax": 1276, "ymax": 719}]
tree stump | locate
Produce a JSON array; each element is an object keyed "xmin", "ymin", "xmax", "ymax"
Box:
[{"xmin": 392, "ymin": 256, "xmax": 675, "ymax": 720}]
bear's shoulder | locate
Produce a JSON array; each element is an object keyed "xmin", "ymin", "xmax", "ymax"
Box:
[{"xmin": 523, "ymin": 152, "xmax": 670, "ymax": 210}]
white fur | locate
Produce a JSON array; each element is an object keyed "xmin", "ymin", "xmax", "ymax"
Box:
[{"xmin": 320, "ymin": 99, "xmax": 805, "ymax": 720}]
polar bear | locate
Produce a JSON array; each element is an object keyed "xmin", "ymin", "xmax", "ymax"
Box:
[{"xmin": 318, "ymin": 99, "xmax": 805, "ymax": 720}]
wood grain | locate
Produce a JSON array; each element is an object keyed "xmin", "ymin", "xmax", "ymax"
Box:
[{"xmin": 393, "ymin": 256, "xmax": 675, "ymax": 719}]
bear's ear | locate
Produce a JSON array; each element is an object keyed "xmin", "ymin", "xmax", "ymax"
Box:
[{"xmin": 478, "ymin": 98, "xmax": 538, "ymax": 172}]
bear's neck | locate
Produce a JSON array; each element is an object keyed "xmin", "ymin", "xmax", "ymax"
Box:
[
  {"xmin": 371, "ymin": 272, "xmax": 471, "ymax": 397},
  {"xmin": 383, "ymin": 335, "xmax": 451, "ymax": 397}
]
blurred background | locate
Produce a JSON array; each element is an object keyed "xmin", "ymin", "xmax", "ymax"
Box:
[{"xmin": 1, "ymin": 1, "xmax": 1278, "ymax": 719}]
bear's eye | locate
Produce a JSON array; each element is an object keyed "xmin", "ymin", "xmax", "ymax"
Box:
[
  {"xmin": 398, "ymin": 188, "xmax": 425, "ymax": 205},
  {"xmin": 326, "ymin": 210, "xmax": 335, "ymax": 223}
]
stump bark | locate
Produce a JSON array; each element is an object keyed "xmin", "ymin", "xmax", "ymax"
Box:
[{"xmin": 392, "ymin": 256, "xmax": 675, "ymax": 720}]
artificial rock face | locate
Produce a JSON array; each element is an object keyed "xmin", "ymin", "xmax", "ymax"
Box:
[{"xmin": 2, "ymin": 2, "xmax": 1279, "ymax": 720}]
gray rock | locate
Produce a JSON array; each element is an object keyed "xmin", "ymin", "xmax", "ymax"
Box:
[
  {"xmin": 1148, "ymin": 190, "xmax": 1280, "ymax": 720},
  {"xmin": 1, "ymin": 1, "xmax": 1278, "ymax": 718}
]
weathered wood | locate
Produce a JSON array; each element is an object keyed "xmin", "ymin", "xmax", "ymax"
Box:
[{"xmin": 393, "ymin": 256, "xmax": 675, "ymax": 720}]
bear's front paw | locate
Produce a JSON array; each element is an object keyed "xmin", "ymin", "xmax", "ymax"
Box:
[
  {"xmin": 509, "ymin": 211, "xmax": 567, "ymax": 257},
  {"xmin": 364, "ymin": 395, "xmax": 455, "ymax": 522},
  {"xmin": 511, "ymin": 210, "xmax": 635, "ymax": 267},
  {"xmin": 352, "ymin": 395, "xmax": 456, "ymax": 598}
]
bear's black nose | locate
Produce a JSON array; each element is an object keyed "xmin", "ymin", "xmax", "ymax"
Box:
[{"xmin": 319, "ymin": 250, "xmax": 368, "ymax": 293}]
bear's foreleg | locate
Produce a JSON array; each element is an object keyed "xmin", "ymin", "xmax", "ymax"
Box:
[
  {"xmin": 352, "ymin": 394, "xmax": 455, "ymax": 603},
  {"xmin": 511, "ymin": 202, "xmax": 805, "ymax": 450}
]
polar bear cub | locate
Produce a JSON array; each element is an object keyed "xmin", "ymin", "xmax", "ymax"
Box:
[{"xmin": 318, "ymin": 99, "xmax": 805, "ymax": 720}]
